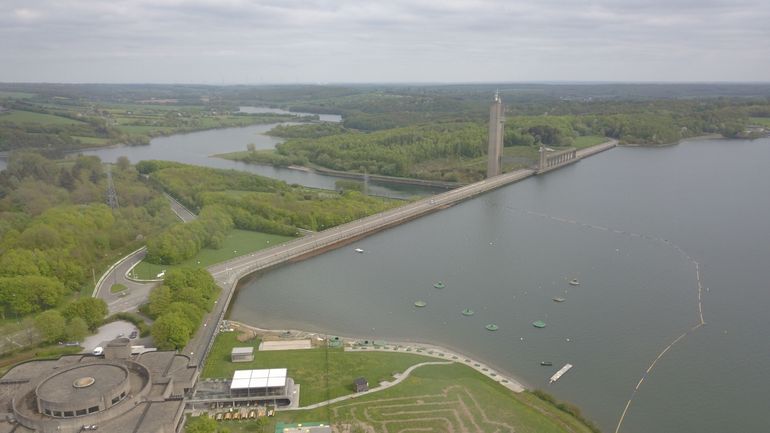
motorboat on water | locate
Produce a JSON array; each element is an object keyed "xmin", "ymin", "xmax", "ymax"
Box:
[
  {"xmin": 569, "ymin": 278, "xmax": 580, "ymax": 286},
  {"xmin": 354, "ymin": 248, "xmax": 364, "ymax": 253},
  {"xmin": 540, "ymin": 361, "xmax": 553, "ymax": 366},
  {"xmin": 553, "ymin": 297, "xmax": 566, "ymax": 302}
]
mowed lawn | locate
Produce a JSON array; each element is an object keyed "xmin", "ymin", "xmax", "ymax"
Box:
[
  {"xmin": 750, "ymin": 117, "xmax": 770, "ymax": 127},
  {"xmin": 0, "ymin": 109, "xmax": 84, "ymax": 125},
  {"xmin": 131, "ymin": 229, "xmax": 293, "ymax": 280},
  {"xmin": 202, "ymin": 332, "xmax": 433, "ymax": 406},
  {"xmin": 210, "ymin": 362, "xmax": 597, "ymax": 433}
]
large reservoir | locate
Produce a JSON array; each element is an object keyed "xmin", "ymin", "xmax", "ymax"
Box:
[{"xmin": 230, "ymin": 137, "xmax": 770, "ymax": 433}]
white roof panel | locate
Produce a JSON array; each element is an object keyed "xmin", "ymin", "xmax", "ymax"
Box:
[
  {"xmin": 269, "ymin": 368, "xmax": 287, "ymax": 377},
  {"xmin": 267, "ymin": 376, "xmax": 286, "ymax": 387},
  {"xmin": 251, "ymin": 369, "xmax": 270, "ymax": 379},
  {"xmin": 249, "ymin": 377, "xmax": 268, "ymax": 388},
  {"xmin": 232, "ymin": 370, "xmax": 251, "ymax": 380},
  {"xmin": 230, "ymin": 378, "xmax": 251, "ymax": 390}
]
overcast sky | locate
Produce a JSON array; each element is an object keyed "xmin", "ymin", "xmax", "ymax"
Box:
[{"xmin": 2, "ymin": 0, "xmax": 769, "ymax": 84}]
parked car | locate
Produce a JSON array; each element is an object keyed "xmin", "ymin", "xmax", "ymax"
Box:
[{"xmin": 129, "ymin": 330, "xmax": 138, "ymax": 339}]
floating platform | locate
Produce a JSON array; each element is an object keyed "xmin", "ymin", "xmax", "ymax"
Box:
[
  {"xmin": 532, "ymin": 320, "xmax": 547, "ymax": 328},
  {"xmin": 549, "ymin": 363, "xmax": 573, "ymax": 384},
  {"xmin": 485, "ymin": 324, "xmax": 499, "ymax": 331},
  {"xmin": 461, "ymin": 309, "xmax": 475, "ymax": 316},
  {"xmin": 552, "ymin": 297, "xmax": 566, "ymax": 303},
  {"xmin": 433, "ymin": 281, "xmax": 446, "ymax": 289},
  {"xmin": 414, "ymin": 301, "xmax": 427, "ymax": 307}
]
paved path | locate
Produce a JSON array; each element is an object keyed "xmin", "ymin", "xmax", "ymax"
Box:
[
  {"xmin": 94, "ymin": 247, "xmax": 160, "ymax": 314},
  {"xmin": 165, "ymin": 193, "xmax": 198, "ymax": 222},
  {"xmin": 282, "ymin": 361, "xmax": 453, "ymax": 411}
]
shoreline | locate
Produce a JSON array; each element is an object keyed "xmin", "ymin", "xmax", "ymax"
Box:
[
  {"xmin": 227, "ymin": 320, "xmax": 527, "ymax": 394},
  {"xmin": 619, "ymin": 133, "xmax": 723, "ymax": 148}
]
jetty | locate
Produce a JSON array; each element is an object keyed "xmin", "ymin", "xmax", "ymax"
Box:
[{"xmin": 549, "ymin": 363, "xmax": 573, "ymax": 384}]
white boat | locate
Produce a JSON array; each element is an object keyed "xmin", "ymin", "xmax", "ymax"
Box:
[
  {"xmin": 354, "ymin": 248, "xmax": 364, "ymax": 253},
  {"xmin": 549, "ymin": 363, "xmax": 573, "ymax": 384},
  {"xmin": 569, "ymin": 278, "xmax": 580, "ymax": 286}
]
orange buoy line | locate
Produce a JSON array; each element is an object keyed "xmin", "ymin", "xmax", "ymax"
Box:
[{"xmin": 496, "ymin": 204, "xmax": 707, "ymax": 433}]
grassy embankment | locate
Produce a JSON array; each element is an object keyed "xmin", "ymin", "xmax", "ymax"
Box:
[
  {"xmin": 749, "ymin": 117, "xmax": 770, "ymax": 127},
  {"xmin": 202, "ymin": 332, "xmax": 433, "ymax": 406},
  {"xmin": 132, "ymin": 229, "xmax": 293, "ymax": 280},
  {"xmin": 201, "ymin": 332, "xmax": 598, "ymax": 432}
]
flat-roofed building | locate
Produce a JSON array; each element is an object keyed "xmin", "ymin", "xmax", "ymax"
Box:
[{"xmin": 231, "ymin": 346, "xmax": 255, "ymax": 362}]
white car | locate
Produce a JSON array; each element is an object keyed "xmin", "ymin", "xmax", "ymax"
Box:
[{"xmin": 92, "ymin": 347, "xmax": 104, "ymax": 356}]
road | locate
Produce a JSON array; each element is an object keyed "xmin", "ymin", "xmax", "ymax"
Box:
[
  {"xmin": 94, "ymin": 193, "xmax": 198, "ymax": 314},
  {"xmin": 94, "ymin": 247, "xmax": 160, "ymax": 314},
  {"xmin": 165, "ymin": 193, "xmax": 198, "ymax": 222}
]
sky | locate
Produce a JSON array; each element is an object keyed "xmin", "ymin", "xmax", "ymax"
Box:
[{"xmin": 1, "ymin": 0, "xmax": 769, "ymax": 84}]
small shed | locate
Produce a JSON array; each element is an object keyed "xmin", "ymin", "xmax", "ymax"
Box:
[
  {"xmin": 354, "ymin": 377, "xmax": 368, "ymax": 393},
  {"xmin": 231, "ymin": 347, "xmax": 255, "ymax": 363}
]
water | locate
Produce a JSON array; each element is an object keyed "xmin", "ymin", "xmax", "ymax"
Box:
[
  {"xmin": 230, "ymin": 137, "xmax": 770, "ymax": 433},
  {"xmin": 74, "ymin": 108, "xmax": 436, "ymax": 199},
  {"xmin": 238, "ymin": 106, "xmax": 342, "ymax": 123},
  {"xmin": 0, "ymin": 107, "xmax": 437, "ymax": 199}
]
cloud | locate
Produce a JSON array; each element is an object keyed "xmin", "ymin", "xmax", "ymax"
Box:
[{"xmin": 0, "ymin": 0, "xmax": 768, "ymax": 82}]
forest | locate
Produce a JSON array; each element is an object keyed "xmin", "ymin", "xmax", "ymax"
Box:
[{"xmin": 138, "ymin": 161, "xmax": 400, "ymax": 265}]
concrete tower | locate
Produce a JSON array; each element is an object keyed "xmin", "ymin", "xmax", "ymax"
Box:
[{"xmin": 487, "ymin": 91, "xmax": 504, "ymax": 178}]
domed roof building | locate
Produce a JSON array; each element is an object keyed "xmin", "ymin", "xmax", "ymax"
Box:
[{"xmin": 0, "ymin": 338, "xmax": 196, "ymax": 433}]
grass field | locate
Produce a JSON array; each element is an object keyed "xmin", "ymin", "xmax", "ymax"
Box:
[
  {"xmin": 0, "ymin": 110, "xmax": 83, "ymax": 125},
  {"xmin": 208, "ymin": 362, "xmax": 597, "ymax": 433},
  {"xmin": 573, "ymin": 135, "xmax": 608, "ymax": 149},
  {"xmin": 202, "ymin": 332, "xmax": 433, "ymax": 406},
  {"xmin": 750, "ymin": 117, "xmax": 770, "ymax": 127},
  {"xmin": 0, "ymin": 91, "xmax": 37, "ymax": 99},
  {"xmin": 131, "ymin": 229, "xmax": 293, "ymax": 280}
]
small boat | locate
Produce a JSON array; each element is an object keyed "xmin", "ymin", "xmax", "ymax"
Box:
[
  {"xmin": 433, "ymin": 281, "xmax": 446, "ymax": 289},
  {"xmin": 485, "ymin": 324, "xmax": 499, "ymax": 331},
  {"xmin": 414, "ymin": 301, "xmax": 427, "ymax": 307},
  {"xmin": 569, "ymin": 278, "xmax": 580, "ymax": 286},
  {"xmin": 540, "ymin": 361, "xmax": 553, "ymax": 366},
  {"xmin": 552, "ymin": 297, "xmax": 566, "ymax": 302},
  {"xmin": 461, "ymin": 308, "xmax": 475, "ymax": 316},
  {"xmin": 532, "ymin": 320, "xmax": 547, "ymax": 328},
  {"xmin": 549, "ymin": 363, "xmax": 573, "ymax": 384},
  {"xmin": 354, "ymin": 248, "xmax": 364, "ymax": 253}
]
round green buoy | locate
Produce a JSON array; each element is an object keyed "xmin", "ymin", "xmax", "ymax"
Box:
[
  {"xmin": 532, "ymin": 320, "xmax": 547, "ymax": 328},
  {"xmin": 462, "ymin": 309, "xmax": 475, "ymax": 316},
  {"xmin": 485, "ymin": 324, "xmax": 499, "ymax": 331},
  {"xmin": 433, "ymin": 281, "xmax": 446, "ymax": 289},
  {"xmin": 414, "ymin": 300, "xmax": 427, "ymax": 307}
]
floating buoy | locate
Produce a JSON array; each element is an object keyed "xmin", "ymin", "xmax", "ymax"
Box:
[
  {"xmin": 485, "ymin": 324, "xmax": 499, "ymax": 331},
  {"xmin": 461, "ymin": 309, "xmax": 475, "ymax": 316},
  {"xmin": 433, "ymin": 281, "xmax": 446, "ymax": 289},
  {"xmin": 532, "ymin": 320, "xmax": 547, "ymax": 328},
  {"xmin": 414, "ymin": 301, "xmax": 427, "ymax": 307}
]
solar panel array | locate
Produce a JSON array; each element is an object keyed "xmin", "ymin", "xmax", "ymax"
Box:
[{"xmin": 230, "ymin": 368, "xmax": 287, "ymax": 390}]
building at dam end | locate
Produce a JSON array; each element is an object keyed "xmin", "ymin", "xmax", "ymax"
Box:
[
  {"xmin": 0, "ymin": 338, "xmax": 196, "ymax": 433},
  {"xmin": 486, "ymin": 91, "xmax": 505, "ymax": 178}
]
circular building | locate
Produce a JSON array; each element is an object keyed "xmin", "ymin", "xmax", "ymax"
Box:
[{"xmin": 36, "ymin": 363, "xmax": 131, "ymax": 418}]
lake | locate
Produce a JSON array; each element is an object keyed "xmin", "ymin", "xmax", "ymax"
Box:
[
  {"xmin": 229, "ymin": 137, "xmax": 770, "ymax": 433},
  {"xmin": 0, "ymin": 107, "xmax": 440, "ymax": 199}
]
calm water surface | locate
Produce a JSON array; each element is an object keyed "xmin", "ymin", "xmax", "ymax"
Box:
[
  {"xmin": 231, "ymin": 137, "xmax": 770, "ymax": 433},
  {"xmin": 70, "ymin": 107, "xmax": 438, "ymax": 199}
]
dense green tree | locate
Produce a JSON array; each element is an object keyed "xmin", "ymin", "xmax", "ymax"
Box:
[
  {"xmin": 63, "ymin": 297, "xmax": 108, "ymax": 331},
  {"xmin": 0, "ymin": 276, "xmax": 67, "ymax": 316},
  {"xmin": 66, "ymin": 316, "xmax": 89, "ymax": 342},
  {"xmin": 151, "ymin": 312, "xmax": 192, "ymax": 350},
  {"xmin": 35, "ymin": 310, "xmax": 67, "ymax": 343}
]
